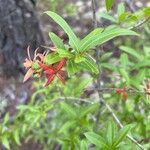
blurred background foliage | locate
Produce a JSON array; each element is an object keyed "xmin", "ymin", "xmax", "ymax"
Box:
[{"xmin": 0, "ymin": 0, "xmax": 150, "ymax": 150}]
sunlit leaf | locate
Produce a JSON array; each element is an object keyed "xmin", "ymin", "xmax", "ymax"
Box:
[
  {"xmin": 105, "ymin": 0, "xmax": 113, "ymax": 11},
  {"xmin": 84, "ymin": 132, "xmax": 109, "ymax": 149},
  {"xmin": 49, "ymin": 32, "xmax": 65, "ymax": 49},
  {"xmin": 45, "ymin": 11, "xmax": 80, "ymax": 51},
  {"xmin": 80, "ymin": 27, "xmax": 138, "ymax": 52}
]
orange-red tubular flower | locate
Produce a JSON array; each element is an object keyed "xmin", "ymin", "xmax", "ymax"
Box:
[
  {"xmin": 116, "ymin": 87, "xmax": 128, "ymax": 101},
  {"xmin": 23, "ymin": 46, "xmax": 48, "ymax": 82},
  {"xmin": 39, "ymin": 59, "xmax": 66, "ymax": 87}
]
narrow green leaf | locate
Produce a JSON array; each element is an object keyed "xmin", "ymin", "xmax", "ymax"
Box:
[
  {"xmin": 120, "ymin": 53, "xmax": 129, "ymax": 69},
  {"xmin": 44, "ymin": 52, "xmax": 62, "ymax": 65},
  {"xmin": 117, "ymin": 3, "xmax": 125, "ymax": 17},
  {"xmin": 113, "ymin": 125, "xmax": 131, "ymax": 147},
  {"xmin": 80, "ymin": 27, "xmax": 138, "ymax": 52},
  {"xmin": 105, "ymin": 0, "xmax": 113, "ymax": 11},
  {"xmin": 81, "ymin": 28, "xmax": 103, "ymax": 49},
  {"xmin": 13, "ymin": 130, "xmax": 21, "ymax": 145},
  {"xmin": 101, "ymin": 52, "xmax": 112, "ymax": 62},
  {"xmin": 3, "ymin": 113, "xmax": 9, "ymax": 124},
  {"xmin": 133, "ymin": 60, "xmax": 150, "ymax": 69},
  {"xmin": 84, "ymin": 132, "xmax": 109, "ymax": 149},
  {"xmin": 119, "ymin": 46, "xmax": 142, "ymax": 61},
  {"xmin": 66, "ymin": 60, "xmax": 79, "ymax": 76},
  {"xmin": 100, "ymin": 13, "xmax": 117, "ymax": 23},
  {"xmin": 144, "ymin": 7, "xmax": 150, "ymax": 17},
  {"xmin": 45, "ymin": 11, "xmax": 80, "ymax": 51},
  {"xmin": 80, "ymin": 140, "xmax": 88, "ymax": 150},
  {"xmin": 80, "ymin": 103, "xmax": 98, "ymax": 118},
  {"xmin": 61, "ymin": 102, "xmax": 77, "ymax": 118},
  {"xmin": 2, "ymin": 136, "xmax": 10, "ymax": 150},
  {"xmin": 57, "ymin": 49, "xmax": 74, "ymax": 58},
  {"xmin": 80, "ymin": 56, "xmax": 99, "ymax": 74},
  {"xmin": 106, "ymin": 121, "xmax": 116, "ymax": 146},
  {"xmin": 74, "ymin": 54, "xmax": 86, "ymax": 63},
  {"xmin": 74, "ymin": 78, "xmax": 93, "ymax": 96},
  {"xmin": 48, "ymin": 32, "xmax": 65, "ymax": 49},
  {"xmin": 119, "ymin": 68, "xmax": 130, "ymax": 85},
  {"xmin": 118, "ymin": 12, "xmax": 130, "ymax": 22},
  {"xmin": 100, "ymin": 63, "xmax": 116, "ymax": 71},
  {"xmin": 58, "ymin": 121, "xmax": 76, "ymax": 133}
]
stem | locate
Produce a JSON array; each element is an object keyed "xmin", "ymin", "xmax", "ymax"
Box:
[
  {"xmin": 129, "ymin": 17, "xmax": 150, "ymax": 30},
  {"xmin": 91, "ymin": 1, "xmax": 146, "ymax": 149},
  {"xmin": 91, "ymin": 0, "xmax": 104, "ymax": 127},
  {"xmin": 91, "ymin": 0, "xmax": 97, "ymax": 28}
]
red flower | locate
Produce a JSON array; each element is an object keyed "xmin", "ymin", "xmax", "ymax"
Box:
[
  {"xmin": 23, "ymin": 46, "xmax": 48, "ymax": 82},
  {"xmin": 116, "ymin": 87, "xmax": 128, "ymax": 101},
  {"xmin": 39, "ymin": 59, "xmax": 66, "ymax": 87}
]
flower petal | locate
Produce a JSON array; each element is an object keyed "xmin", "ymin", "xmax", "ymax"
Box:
[
  {"xmin": 55, "ymin": 59, "xmax": 66, "ymax": 72},
  {"xmin": 23, "ymin": 59, "xmax": 32, "ymax": 68},
  {"xmin": 23, "ymin": 68, "xmax": 34, "ymax": 82},
  {"xmin": 56, "ymin": 73, "xmax": 65, "ymax": 84},
  {"xmin": 45, "ymin": 69, "xmax": 55, "ymax": 75},
  {"xmin": 27, "ymin": 46, "xmax": 32, "ymax": 61},
  {"xmin": 38, "ymin": 62, "xmax": 50, "ymax": 71},
  {"xmin": 44, "ymin": 74, "xmax": 55, "ymax": 87}
]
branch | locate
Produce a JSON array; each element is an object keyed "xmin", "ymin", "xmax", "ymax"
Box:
[
  {"xmin": 91, "ymin": 0, "xmax": 104, "ymax": 128},
  {"xmin": 129, "ymin": 17, "xmax": 150, "ymax": 30}
]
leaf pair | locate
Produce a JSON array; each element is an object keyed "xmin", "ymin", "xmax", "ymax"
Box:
[
  {"xmin": 46, "ymin": 11, "xmax": 138, "ymax": 51},
  {"xmin": 84, "ymin": 122, "xmax": 132, "ymax": 149},
  {"xmin": 45, "ymin": 11, "xmax": 138, "ymax": 75}
]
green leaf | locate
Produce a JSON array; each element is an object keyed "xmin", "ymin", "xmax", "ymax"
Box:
[
  {"xmin": 119, "ymin": 46, "xmax": 142, "ymax": 61},
  {"xmin": 80, "ymin": 140, "xmax": 88, "ymax": 150},
  {"xmin": 74, "ymin": 78, "xmax": 93, "ymax": 96},
  {"xmin": 144, "ymin": 7, "xmax": 150, "ymax": 17},
  {"xmin": 58, "ymin": 121, "xmax": 76, "ymax": 134},
  {"xmin": 80, "ymin": 56, "xmax": 99, "ymax": 74},
  {"xmin": 3, "ymin": 113, "xmax": 9, "ymax": 124},
  {"xmin": 118, "ymin": 12, "xmax": 130, "ymax": 22},
  {"xmin": 80, "ymin": 103, "xmax": 98, "ymax": 118},
  {"xmin": 100, "ymin": 63, "xmax": 116, "ymax": 71},
  {"xmin": 44, "ymin": 52, "xmax": 62, "ymax": 65},
  {"xmin": 117, "ymin": 3, "xmax": 125, "ymax": 17},
  {"xmin": 74, "ymin": 54, "xmax": 86, "ymax": 63},
  {"xmin": 105, "ymin": 0, "xmax": 113, "ymax": 11},
  {"xmin": 113, "ymin": 125, "xmax": 131, "ymax": 148},
  {"xmin": 106, "ymin": 121, "xmax": 117, "ymax": 146},
  {"xmin": 57, "ymin": 49, "xmax": 74, "ymax": 58},
  {"xmin": 120, "ymin": 53, "xmax": 129, "ymax": 69},
  {"xmin": 13, "ymin": 130, "xmax": 21, "ymax": 145},
  {"xmin": 119, "ymin": 68, "xmax": 130, "ymax": 85},
  {"xmin": 61, "ymin": 102, "xmax": 77, "ymax": 118},
  {"xmin": 81, "ymin": 28, "xmax": 103, "ymax": 49},
  {"xmin": 101, "ymin": 52, "xmax": 112, "ymax": 62},
  {"xmin": 80, "ymin": 27, "xmax": 138, "ymax": 52},
  {"xmin": 2, "ymin": 136, "xmax": 10, "ymax": 150},
  {"xmin": 66, "ymin": 60, "xmax": 79, "ymax": 76},
  {"xmin": 48, "ymin": 32, "xmax": 65, "ymax": 49},
  {"xmin": 45, "ymin": 11, "xmax": 80, "ymax": 51},
  {"xmin": 84, "ymin": 132, "xmax": 109, "ymax": 149},
  {"xmin": 100, "ymin": 12, "xmax": 117, "ymax": 23},
  {"xmin": 133, "ymin": 60, "xmax": 150, "ymax": 69}
]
